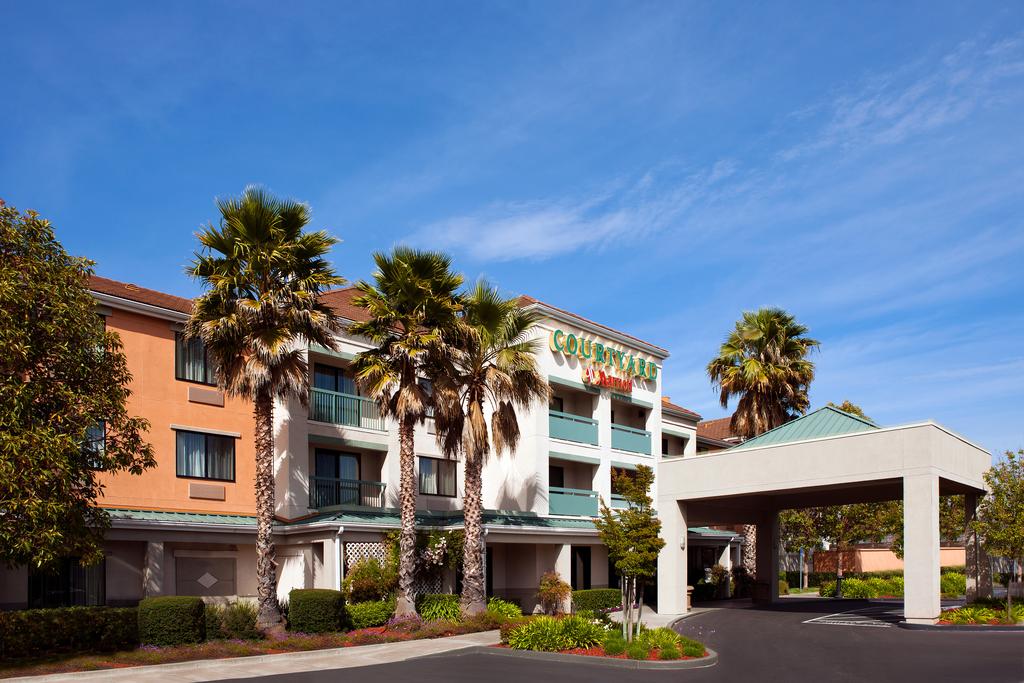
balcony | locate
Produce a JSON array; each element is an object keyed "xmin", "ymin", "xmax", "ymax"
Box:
[
  {"xmin": 549, "ymin": 410, "xmax": 599, "ymax": 446},
  {"xmin": 611, "ymin": 424, "xmax": 652, "ymax": 454},
  {"xmin": 610, "ymin": 493, "xmax": 630, "ymax": 510},
  {"xmin": 309, "ymin": 477, "xmax": 386, "ymax": 509},
  {"xmin": 549, "ymin": 486, "xmax": 599, "ymax": 516},
  {"xmin": 309, "ymin": 388, "xmax": 385, "ymax": 431}
]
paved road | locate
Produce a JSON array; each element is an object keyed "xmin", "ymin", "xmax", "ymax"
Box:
[{"xmin": 224, "ymin": 600, "xmax": 1024, "ymax": 683}]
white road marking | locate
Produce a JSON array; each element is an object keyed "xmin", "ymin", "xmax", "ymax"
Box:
[{"xmin": 803, "ymin": 604, "xmax": 902, "ymax": 628}]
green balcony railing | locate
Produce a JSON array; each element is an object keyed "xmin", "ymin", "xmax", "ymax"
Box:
[
  {"xmin": 309, "ymin": 476, "xmax": 386, "ymax": 509},
  {"xmin": 611, "ymin": 423, "xmax": 652, "ymax": 454},
  {"xmin": 549, "ymin": 486, "xmax": 599, "ymax": 516},
  {"xmin": 610, "ymin": 493, "xmax": 630, "ymax": 510},
  {"xmin": 309, "ymin": 388, "xmax": 385, "ymax": 431},
  {"xmin": 549, "ymin": 410, "xmax": 599, "ymax": 446}
]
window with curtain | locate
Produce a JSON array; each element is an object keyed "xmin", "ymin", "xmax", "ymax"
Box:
[
  {"xmin": 174, "ymin": 332, "xmax": 217, "ymax": 385},
  {"xmin": 313, "ymin": 364, "xmax": 357, "ymax": 394},
  {"xmin": 176, "ymin": 430, "xmax": 235, "ymax": 481},
  {"xmin": 418, "ymin": 457, "xmax": 456, "ymax": 497},
  {"xmin": 28, "ymin": 557, "xmax": 105, "ymax": 608}
]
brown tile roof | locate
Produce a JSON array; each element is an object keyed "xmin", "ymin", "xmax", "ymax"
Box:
[
  {"xmin": 89, "ymin": 275, "xmax": 193, "ymax": 315},
  {"xmin": 661, "ymin": 399, "xmax": 701, "ymax": 421},
  {"xmin": 697, "ymin": 416, "xmax": 738, "ymax": 442},
  {"xmin": 516, "ymin": 295, "xmax": 668, "ymax": 356},
  {"xmin": 319, "ymin": 287, "xmax": 371, "ymax": 323}
]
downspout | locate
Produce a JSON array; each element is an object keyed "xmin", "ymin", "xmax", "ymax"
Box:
[{"xmin": 336, "ymin": 526, "xmax": 345, "ymax": 590}]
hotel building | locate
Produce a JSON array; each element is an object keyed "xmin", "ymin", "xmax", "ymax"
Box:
[{"xmin": 0, "ymin": 275, "xmax": 739, "ymax": 612}]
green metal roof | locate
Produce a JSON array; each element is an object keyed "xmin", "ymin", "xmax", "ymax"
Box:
[
  {"xmin": 688, "ymin": 526, "xmax": 738, "ymax": 538},
  {"xmin": 730, "ymin": 406, "xmax": 878, "ymax": 450},
  {"xmin": 106, "ymin": 508, "xmax": 257, "ymax": 526}
]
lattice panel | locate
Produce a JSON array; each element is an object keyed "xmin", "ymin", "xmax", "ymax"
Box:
[{"xmin": 345, "ymin": 542, "xmax": 387, "ymax": 570}]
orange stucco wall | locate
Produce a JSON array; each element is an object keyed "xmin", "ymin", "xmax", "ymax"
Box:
[
  {"xmin": 96, "ymin": 307, "xmax": 257, "ymax": 515},
  {"xmin": 814, "ymin": 546, "xmax": 966, "ymax": 573}
]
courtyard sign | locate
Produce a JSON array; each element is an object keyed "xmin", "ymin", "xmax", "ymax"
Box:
[{"xmin": 548, "ymin": 329, "xmax": 659, "ymax": 385}]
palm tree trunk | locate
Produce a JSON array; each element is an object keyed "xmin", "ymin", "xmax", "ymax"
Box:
[
  {"xmin": 460, "ymin": 446, "xmax": 486, "ymax": 617},
  {"xmin": 742, "ymin": 524, "xmax": 757, "ymax": 576},
  {"xmin": 395, "ymin": 415, "xmax": 418, "ymax": 617},
  {"xmin": 254, "ymin": 390, "xmax": 283, "ymax": 629}
]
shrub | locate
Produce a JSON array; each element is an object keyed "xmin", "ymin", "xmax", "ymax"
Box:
[
  {"xmin": 998, "ymin": 603, "xmax": 1024, "ymax": 624},
  {"xmin": 682, "ymin": 641, "xmax": 705, "ymax": 657},
  {"xmin": 838, "ymin": 578, "xmax": 872, "ymax": 599},
  {"xmin": 499, "ymin": 617, "xmax": 529, "ymax": 644},
  {"xmin": 507, "ymin": 616, "xmax": 568, "ymax": 651},
  {"xmin": 138, "ymin": 596, "xmax": 205, "ymax": 646},
  {"xmin": 386, "ymin": 613, "xmax": 425, "ymax": 634},
  {"xmin": 348, "ymin": 599, "xmax": 395, "ymax": 629},
  {"xmin": 819, "ymin": 581, "xmax": 836, "ymax": 597},
  {"xmin": 558, "ymin": 615, "xmax": 604, "ymax": 649},
  {"xmin": 571, "ymin": 588, "xmax": 621, "ymax": 613},
  {"xmin": 778, "ymin": 579, "xmax": 790, "ymax": 595},
  {"xmin": 205, "ymin": 602, "xmax": 261, "ymax": 640},
  {"xmin": 538, "ymin": 572, "xmax": 572, "ymax": 614},
  {"xmin": 417, "ymin": 594, "xmax": 461, "ymax": 622},
  {"xmin": 602, "ymin": 630, "xmax": 626, "ymax": 655},
  {"xmin": 625, "ymin": 640, "xmax": 650, "ymax": 660},
  {"xmin": 486, "ymin": 597, "xmax": 523, "ymax": 619},
  {"xmin": 343, "ymin": 557, "xmax": 398, "ymax": 603},
  {"xmin": 659, "ymin": 644, "xmax": 681, "ymax": 660},
  {"xmin": 638, "ymin": 626, "xmax": 681, "ymax": 651},
  {"xmin": 0, "ymin": 606, "xmax": 138, "ymax": 660},
  {"xmin": 940, "ymin": 572, "xmax": 966, "ymax": 597},
  {"xmin": 942, "ymin": 605, "xmax": 996, "ymax": 624},
  {"xmin": 288, "ymin": 589, "xmax": 347, "ymax": 633}
]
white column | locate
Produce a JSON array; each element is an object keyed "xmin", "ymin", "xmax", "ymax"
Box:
[
  {"xmin": 657, "ymin": 500, "xmax": 688, "ymax": 614},
  {"xmin": 143, "ymin": 541, "xmax": 164, "ymax": 597},
  {"xmin": 554, "ymin": 543, "xmax": 572, "ymax": 612},
  {"xmin": 719, "ymin": 543, "xmax": 733, "ymax": 598},
  {"xmin": 964, "ymin": 491, "xmax": 992, "ymax": 602},
  {"xmin": 904, "ymin": 473, "xmax": 941, "ymax": 624},
  {"xmin": 754, "ymin": 511, "xmax": 780, "ymax": 603},
  {"xmin": 596, "ymin": 390, "xmax": 612, "ymax": 451}
]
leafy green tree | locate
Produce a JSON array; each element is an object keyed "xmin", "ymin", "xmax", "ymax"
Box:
[
  {"xmin": 826, "ymin": 400, "xmax": 871, "ymax": 421},
  {"xmin": 0, "ymin": 201, "xmax": 154, "ymax": 569},
  {"xmin": 779, "ymin": 504, "xmax": 889, "ymax": 597},
  {"xmin": 708, "ymin": 307, "xmax": 819, "ymax": 573},
  {"xmin": 187, "ymin": 187, "xmax": 343, "ymax": 629},
  {"xmin": 349, "ymin": 247, "xmax": 463, "ymax": 617},
  {"xmin": 972, "ymin": 449, "xmax": 1024, "ymax": 614},
  {"xmin": 431, "ymin": 282, "xmax": 548, "ymax": 617},
  {"xmin": 594, "ymin": 465, "xmax": 664, "ymax": 641}
]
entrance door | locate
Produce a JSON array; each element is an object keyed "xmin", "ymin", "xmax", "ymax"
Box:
[{"xmin": 570, "ymin": 546, "xmax": 591, "ymax": 590}]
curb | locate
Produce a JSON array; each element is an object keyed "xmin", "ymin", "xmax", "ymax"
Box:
[
  {"xmin": 429, "ymin": 645, "xmax": 718, "ymax": 670},
  {"xmin": 897, "ymin": 622, "xmax": 1024, "ymax": 632}
]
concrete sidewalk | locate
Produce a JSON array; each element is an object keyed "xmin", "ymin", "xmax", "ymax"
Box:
[{"xmin": 8, "ymin": 630, "xmax": 500, "ymax": 683}]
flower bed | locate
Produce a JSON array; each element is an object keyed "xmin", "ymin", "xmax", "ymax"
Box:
[
  {"xmin": 0, "ymin": 614, "xmax": 505, "ymax": 679},
  {"xmin": 937, "ymin": 602, "xmax": 1024, "ymax": 626}
]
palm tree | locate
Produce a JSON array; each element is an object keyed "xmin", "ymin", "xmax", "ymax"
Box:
[
  {"xmin": 349, "ymin": 247, "xmax": 463, "ymax": 617},
  {"xmin": 707, "ymin": 307, "xmax": 819, "ymax": 575},
  {"xmin": 431, "ymin": 282, "xmax": 549, "ymax": 617},
  {"xmin": 188, "ymin": 186, "xmax": 343, "ymax": 629},
  {"xmin": 707, "ymin": 307, "xmax": 819, "ymax": 439}
]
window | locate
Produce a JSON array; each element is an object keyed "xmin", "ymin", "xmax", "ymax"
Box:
[
  {"xmin": 28, "ymin": 557, "xmax": 105, "ymax": 608},
  {"xmin": 176, "ymin": 430, "xmax": 235, "ymax": 481},
  {"xmin": 313, "ymin": 364, "xmax": 357, "ymax": 394},
  {"xmin": 418, "ymin": 378, "xmax": 435, "ymax": 417},
  {"xmin": 611, "ymin": 466, "xmax": 636, "ymax": 495},
  {"xmin": 175, "ymin": 332, "xmax": 216, "ymax": 385},
  {"xmin": 84, "ymin": 421, "xmax": 106, "ymax": 469},
  {"xmin": 550, "ymin": 396, "xmax": 564, "ymax": 412},
  {"xmin": 549, "ymin": 465, "xmax": 565, "ymax": 488},
  {"xmin": 662, "ymin": 438, "xmax": 668, "ymax": 456},
  {"xmin": 418, "ymin": 456, "xmax": 456, "ymax": 497}
]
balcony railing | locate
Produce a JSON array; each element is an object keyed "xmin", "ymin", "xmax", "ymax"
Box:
[
  {"xmin": 309, "ymin": 477, "xmax": 386, "ymax": 509},
  {"xmin": 309, "ymin": 388, "xmax": 385, "ymax": 431},
  {"xmin": 610, "ymin": 493, "xmax": 630, "ymax": 509},
  {"xmin": 611, "ymin": 423, "xmax": 652, "ymax": 454},
  {"xmin": 549, "ymin": 486, "xmax": 599, "ymax": 516},
  {"xmin": 549, "ymin": 410, "xmax": 599, "ymax": 446}
]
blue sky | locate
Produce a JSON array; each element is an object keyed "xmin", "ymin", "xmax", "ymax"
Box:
[{"xmin": 2, "ymin": 1, "xmax": 1022, "ymax": 456}]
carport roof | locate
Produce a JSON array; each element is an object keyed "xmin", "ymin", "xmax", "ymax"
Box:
[{"xmin": 730, "ymin": 406, "xmax": 878, "ymax": 450}]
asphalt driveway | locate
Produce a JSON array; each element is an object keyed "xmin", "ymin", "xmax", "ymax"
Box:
[{"xmin": 225, "ymin": 600, "xmax": 1024, "ymax": 683}]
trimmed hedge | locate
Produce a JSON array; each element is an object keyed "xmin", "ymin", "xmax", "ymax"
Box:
[
  {"xmin": 139, "ymin": 596, "xmax": 206, "ymax": 646},
  {"xmin": 417, "ymin": 593, "xmax": 461, "ymax": 621},
  {"xmin": 786, "ymin": 566, "xmax": 968, "ymax": 588},
  {"xmin": 348, "ymin": 599, "xmax": 395, "ymax": 629},
  {"xmin": 571, "ymin": 588, "xmax": 620, "ymax": 612},
  {"xmin": 0, "ymin": 606, "xmax": 138, "ymax": 660},
  {"xmin": 288, "ymin": 589, "xmax": 348, "ymax": 633}
]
